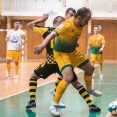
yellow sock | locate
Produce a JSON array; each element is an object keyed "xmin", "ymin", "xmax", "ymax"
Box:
[
  {"xmin": 6, "ymin": 63, "xmax": 11, "ymax": 74},
  {"xmin": 15, "ymin": 65, "xmax": 19, "ymax": 74},
  {"xmin": 53, "ymin": 79, "xmax": 68, "ymax": 104},
  {"xmin": 99, "ymin": 63, "xmax": 103, "ymax": 73},
  {"xmin": 84, "ymin": 75, "xmax": 92, "ymax": 88}
]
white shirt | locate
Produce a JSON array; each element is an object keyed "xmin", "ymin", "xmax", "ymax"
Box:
[{"xmin": 6, "ymin": 29, "xmax": 25, "ymax": 51}]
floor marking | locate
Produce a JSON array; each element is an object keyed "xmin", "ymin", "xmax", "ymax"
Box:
[{"xmin": 0, "ymin": 80, "xmax": 55, "ymax": 101}]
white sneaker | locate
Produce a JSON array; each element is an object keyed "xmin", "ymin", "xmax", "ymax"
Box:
[
  {"xmin": 49, "ymin": 104, "xmax": 60, "ymax": 116},
  {"xmin": 50, "ymin": 88, "xmax": 55, "ymax": 96},
  {"xmin": 14, "ymin": 74, "xmax": 18, "ymax": 79},
  {"xmin": 50, "ymin": 89, "xmax": 66, "ymax": 108},
  {"xmin": 88, "ymin": 89, "xmax": 102, "ymax": 97},
  {"xmin": 100, "ymin": 73, "xmax": 103, "ymax": 78},
  {"xmin": 5, "ymin": 74, "xmax": 10, "ymax": 78},
  {"xmin": 51, "ymin": 101, "xmax": 65, "ymax": 108},
  {"xmin": 99, "ymin": 71, "xmax": 103, "ymax": 78}
]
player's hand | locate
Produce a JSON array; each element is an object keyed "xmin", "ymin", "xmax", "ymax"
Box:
[
  {"xmin": 99, "ymin": 48, "xmax": 103, "ymax": 52},
  {"xmin": 40, "ymin": 14, "xmax": 49, "ymax": 21},
  {"xmin": 18, "ymin": 43, "xmax": 22, "ymax": 47},
  {"xmin": 86, "ymin": 53, "xmax": 88, "ymax": 56},
  {"xmin": 6, "ymin": 38, "xmax": 9, "ymax": 42},
  {"xmin": 34, "ymin": 45, "xmax": 44, "ymax": 54}
]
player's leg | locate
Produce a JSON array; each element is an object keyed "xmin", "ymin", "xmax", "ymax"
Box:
[
  {"xmin": 80, "ymin": 61, "xmax": 102, "ymax": 97},
  {"xmin": 50, "ymin": 74, "xmax": 62, "ymax": 96},
  {"xmin": 90, "ymin": 54, "xmax": 96, "ymax": 77},
  {"xmin": 14, "ymin": 61, "xmax": 19, "ymax": 78},
  {"xmin": 26, "ymin": 62, "xmax": 64, "ymax": 109},
  {"xmin": 50, "ymin": 74, "xmax": 65, "ymax": 108},
  {"xmin": 13, "ymin": 51, "xmax": 21, "ymax": 78},
  {"xmin": 5, "ymin": 50, "xmax": 13, "ymax": 77},
  {"xmin": 50, "ymin": 51, "xmax": 73, "ymax": 116},
  {"xmin": 71, "ymin": 72, "xmax": 101, "ymax": 112},
  {"xmin": 99, "ymin": 63, "xmax": 103, "ymax": 77},
  {"xmin": 72, "ymin": 49, "xmax": 102, "ymax": 97},
  {"xmin": 26, "ymin": 72, "xmax": 39, "ymax": 109},
  {"xmin": 97, "ymin": 54, "xmax": 104, "ymax": 78}
]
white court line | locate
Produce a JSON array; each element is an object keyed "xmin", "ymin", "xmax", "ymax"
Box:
[
  {"xmin": 0, "ymin": 80, "xmax": 56, "ymax": 101},
  {"xmin": 0, "ymin": 65, "xmax": 115, "ymax": 100},
  {"xmin": 0, "ymin": 70, "xmax": 83, "ymax": 100}
]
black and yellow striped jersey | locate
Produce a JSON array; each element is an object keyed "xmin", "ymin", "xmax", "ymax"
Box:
[{"xmin": 33, "ymin": 25, "xmax": 57, "ymax": 64}]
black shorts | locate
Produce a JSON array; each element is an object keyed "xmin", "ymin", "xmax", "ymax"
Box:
[
  {"xmin": 34, "ymin": 61, "xmax": 62, "ymax": 79},
  {"xmin": 34, "ymin": 61, "xmax": 78, "ymax": 82}
]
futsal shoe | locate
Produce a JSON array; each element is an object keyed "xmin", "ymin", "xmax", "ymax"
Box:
[
  {"xmin": 26, "ymin": 100, "xmax": 36, "ymax": 109},
  {"xmin": 88, "ymin": 89, "xmax": 102, "ymax": 97},
  {"xmin": 50, "ymin": 89, "xmax": 66, "ymax": 108},
  {"xmin": 51, "ymin": 101, "xmax": 65, "ymax": 108},
  {"xmin": 49, "ymin": 104, "xmax": 60, "ymax": 116},
  {"xmin": 14, "ymin": 74, "xmax": 18, "ymax": 79},
  {"xmin": 89, "ymin": 104, "xmax": 101, "ymax": 112},
  {"xmin": 5, "ymin": 74, "xmax": 10, "ymax": 78},
  {"xmin": 99, "ymin": 71, "xmax": 103, "ymax": 78}
]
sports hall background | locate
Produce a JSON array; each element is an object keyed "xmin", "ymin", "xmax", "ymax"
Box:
[{"xmin": 0, "ymin": 0, "xmax": 117, "ymax": 61}]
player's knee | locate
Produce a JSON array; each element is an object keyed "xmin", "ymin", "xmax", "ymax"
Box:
[
  {"xmin": 30, "ymin": 72, "xmax": 39, "ymax": 80},
  {"xmin": 85, "ymin": 65, "xmax": 94, "ymax": 76}
]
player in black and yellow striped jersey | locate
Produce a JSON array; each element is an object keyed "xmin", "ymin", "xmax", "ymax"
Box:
[{"xmin": 26, "ymin": 9, "xmax": 100, "ymax": 114}]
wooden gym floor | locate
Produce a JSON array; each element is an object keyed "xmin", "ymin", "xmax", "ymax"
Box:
[{"xmin": 0, "ymin": 60, "xmax": 117, "ymax": 117}]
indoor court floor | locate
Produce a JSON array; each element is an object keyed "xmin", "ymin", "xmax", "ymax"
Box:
[{"xmin": 0, "ymin": 61, "xmax": 117, "ymax": 117}]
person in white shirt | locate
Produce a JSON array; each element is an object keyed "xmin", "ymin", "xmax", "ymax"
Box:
[{"xmin": 5, "ymin": 20, "xmax": 27, "ymax": 79}]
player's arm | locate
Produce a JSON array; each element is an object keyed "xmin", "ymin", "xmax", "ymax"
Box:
[
  {"xmin": 99, "ymin": 36, "xmax": 106, "ymax": 52},
  {"xmin": 99, "ymin": 43, "xmax": 105, "ymax": 52},
  {"xmin": 34, "ymin": 31, "xmax": 57, "ymax": 54},
  {"xmin": 21, "ymin": 34, "xmax": 27, "ymax": 45},
  {"xmin": 5, "ymin": 30, "xmax": 10, "ymax": 42},
  {"xmin": 5, "ymin": 37, "xmax": 9, "ymax": 42},
  {"xmin": 86, "ymin": 44, "xmax": 91, "ymax": 56},
  {"xmin": 27, "ymin": 14, "xmax": 49, "ymax": 30}
]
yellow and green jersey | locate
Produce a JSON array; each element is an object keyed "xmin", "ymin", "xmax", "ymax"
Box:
[
  {"xmin": 88, "ymin": 34, "xmax": 105, "ymax": 54},
  {"xmin": 53, "ymin": 17, "xmax": 83, "ymax": 53}
]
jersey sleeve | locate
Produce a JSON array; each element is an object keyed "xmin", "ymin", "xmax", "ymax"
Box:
[
  {"xmin": 33, "ymin": 26, "xmax": 48, "ymax": 35},
  {"xmin": 88, "ymin": 37, "xmax": 92, "ymax": 45},
  {"xmin": 101, "ymin": 36, "xmax": 105, "ymax": 43},
  {"xmin": 54, "ymin": 23, "xmax": 69, "ymax": 35}
]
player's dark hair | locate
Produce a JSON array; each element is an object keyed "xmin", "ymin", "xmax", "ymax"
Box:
[
  {"xmin": 65, "ymin": 7, "xmax": 76, "ymax": 14},
  {"xmin": 74, "ymin": 7, "xmax": 91, "ymax": 19},
  {"xmin": 13, "ymin": 20, "xmax": 21, "ymax": 23},
  {"xmin": 94, "ymin": 25, "xmax": 99, "ymax": 29},
  {"xmin": 53, "ymin": 16, "xmax": 65, "ymax": 25}
]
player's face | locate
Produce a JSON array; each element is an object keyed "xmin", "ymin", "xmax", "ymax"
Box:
[
  {"xmin": 78, "ymin": 13, "xmax": 91, "ymax": 27},
  {"xmin": 94, "ymin": 27, "xmax": 99, "ymax": 34},
  {"xmin": 65, "ymin": 10, "xmax": 75, "ymax": 19},
  {"xmin": 14, "ymin": 22, "xmax": 20, "ymax": 29},
  {"xmin": 56, "ymin": 18, "xmax": 65, "ymax": 27}
]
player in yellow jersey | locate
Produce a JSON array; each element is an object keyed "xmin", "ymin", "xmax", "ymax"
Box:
[
  {"xmin": 34, "ymin": 7, "xmax": 101, "ymax": 116},
  {"xmin": 86, "ymin": 25, "xmax": 105, "ymax": 78}
]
